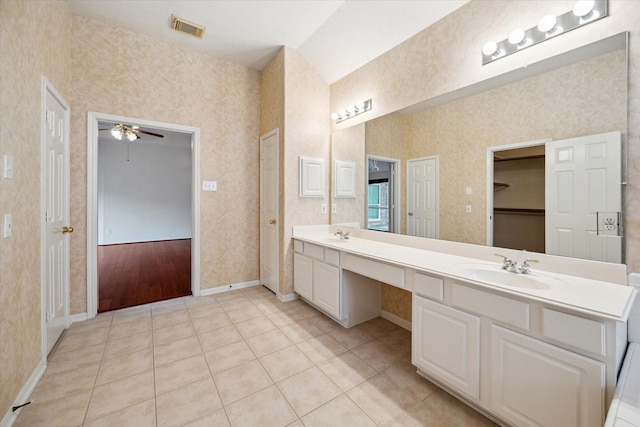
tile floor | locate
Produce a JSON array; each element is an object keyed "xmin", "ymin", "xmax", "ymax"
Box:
[{"xmin": 15, "ymin": 286, "xmax": 497, "ymax": 427}]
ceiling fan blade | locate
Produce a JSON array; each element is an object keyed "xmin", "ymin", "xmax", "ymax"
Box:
[
  {"xmin": 98, "ymin": 128, "xmax": 110, "ymax": 131},
  {"xmin": 136, "ymin": 129, "xmax": 165, "ymax": 138}
]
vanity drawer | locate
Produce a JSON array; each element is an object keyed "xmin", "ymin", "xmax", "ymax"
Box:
[
  {"xmin": 342, "ymin": 253, "xmax": 405, "ymax": 288},
  {"xmin": 324, "ymin": 248, "xmax": 340, "ymax": 266},
  {"xmin": 294, "ymin": 240, "xmax": 304, "ymax": 253},
  {"xmin": 414, "ymin": 272, "xmax": 443, "ymax": 301},
  {"xmin": 304, "ymin": 242, "xmax": 324, "ymax": 260},
  {"xmin": 542, "ymin": 309, "xmax": 605, "ymax": 356},
  {"xmin": 451, "ymin": 284, "xmax": 530, "ymax": 331}
]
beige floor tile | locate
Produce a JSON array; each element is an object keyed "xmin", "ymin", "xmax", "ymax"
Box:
[
  {"xmin": 183, "ymin": 294, "xmax": 219, "ymax": 308},
  {"xmin": 84, "ymin": 398, "xmax": 156, "ymax": 427},
  {"xmin": 152, "ymin": 308, "xmax": 190, "ymax": 329},
  {"xmin": 86, "ymin": 370, "xmax": 155, "ymax": 421},
  {"xmin": 204, "ymin": 340, "xmax": 256, "ymax": 374},
  {"xmin": 109, "ymin": 317, "xmax": 152, "ymax": 341},
  {"xmin": 14, "ymin": 389, "xmax": 91, "ymax": 427},
  {"xmin": 296, "ymin": 334, "xmax": 347, "ymax": 364},
  {"xmin": 328, "ymin": 324, "xmax": 375, "ymax": 349},
  {"xmin": 198, "ymin": 325, "xmax": 243, "ymax": 353},
  {"xmin": 154, "ymin": 354, "xmax": 210, "ymax": 395},
  {"xmin": 30, "ymin": 364, "xmax": 98, "ymax": 403},
  {"xmin": 192, "ymin": 312, "xmax": 232, "ymax": 334},
  {"xmin": 154, "ymin": 334, "xmax": 202, "ymax": 367},
  {"xmin": 317, "ymin": 351, "xmax": 377, "ymax": 392},
  {"xmin": 182, "ymin": 408, "xmax": 230, "ymax": 427},
  {"xmin": 111, "ymin": 304, "xmax": 151, "ymax": 324},
  {"xmin": 259, "ymin": 345, "xmax": 315, "ymax": 382},
  {"xmin": 302, "ymin": 395, "xmax": 377, "ymax": 427},
  {"xmin": 156, "ymin": 377, "xmax": 223, "ymax": 427},
  {"xmin": 219, "ymin": 298, "xmax": 254, "ymax": 313},
  {"xmin": 151, "ymin": 298, "xmax": 187, "ymax": 316},
  {"xmin": 390, "ymin": 401, "xmax": 455, "ymax": 427},
  {"xmin": 347, "ymin": 373, "xmax": 419, "ymax": 426},
  {"xmin": 226, "ymin": 305, "xmax": 263, "ymax": 323},
  {"xmin": 96, "ymin": 347, "xmax": 154, "ymax": 386},
  {"xmin": 377, "ymin": 327, "xmax": 412, "ymax": 355},
  {"xmin": 306, "ymin": 312, "xmax": 343, "ymax": 333},
  {"xmin": 382, "ymin": 360, "xmax": 438, "ymax": 402},
  {"xmin": 277, "ymin": 367, "xmax": 342, "ymax": 417},
  {"xmin": 235, "ymin": 315, "xmax": 277, "ymax": 338},
  {"xmin": 215, "ymin": 292, "xmax": 247, "ymax": 302},
  {"xmin": 214, "ymin": 359, "xmax": 274, "ymax": 405},
  {"xmin": 267, "ymin": 309, "xmax": 308, "ymax": 327},
  {"xmin": 253, "ymin": 299, "xmax": 286, "ymax": 315},
  {"xmin": 359, "ymin": 317, "xmax": 403, "ymax": 337},
  {"xmin": 103, "ymin": 331, "xmax": 153, "ymax": 359},
  {"xmin": 153, "ymin": 320, "xmax": 195, "ymax": 345},
  {"xmin": 65, "ymin": 313, "xmax": 113, "ymax": 335},
  {"xmin": 46, "ymin": 342, "xmax": 104, "ymax": 374},
  {"xmin": 423, "ymin": 389, "xmax": 497, "ymax": 427},
  {"xmin": 280, "ymin": 320, "xmax": 323, "ymax": 343},
  {"xmin": 225, "ymin": 384, "xmax": 297, "ymax": 427},
  {"xmin": 56, "ymin": 326, "xmax": 109, "ymax": 354},
  {"xmin": 187, "ymin": 302, "xmax": 224, "ymax": 320},
  {"xmin": 286, "ymin": 421, "xmax": 304, "ymax": 427},
  {"xmin": 245, "ymin": 329, "xmax": 293, "ymax": 357},
  {"xmin": 351, "ymin": 339, "xmax": 404, "ymax": 371}
]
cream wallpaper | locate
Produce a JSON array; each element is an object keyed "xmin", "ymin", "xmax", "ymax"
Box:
[
  {"xmin": 70, "ymin": 16, "xmax": 261, "ymax": 313},
  {"xmin": 0, "ymin": 0, "xmax": 71, "ymax": 417},
  {"xmin": 331, "ymin": 0, "xmax": 640, "ymax": 273},
  {"xmin": 331, "ymin": 123, "xmax": 365, "ymax": 226}
]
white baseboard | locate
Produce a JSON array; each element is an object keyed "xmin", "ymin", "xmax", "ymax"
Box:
[
  {"xmin": 70, "ymin": 312, "xmax": 88, "ymax": 324},
  {"xmin": 200, "ymin": 279, "xmax": 260, "ymax": 296},
  {"xmin": 0, "ymin": 358, "xmax": 46, "ymax": 427},
  {"xmin": 381, "ymin": 310, "xmax": 412, "ymax": 331},
  {"xmin": 277, "ymin": 292, "xmax": 299, "ymax": 302},
  {"xmin": 629, "ymin": 272, "xmax": 640, "ymax": 286}
]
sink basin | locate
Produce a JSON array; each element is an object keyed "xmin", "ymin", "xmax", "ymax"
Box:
[{"xmin": 452, "ymin": 263, "xmax": 566, "ymax": 290}]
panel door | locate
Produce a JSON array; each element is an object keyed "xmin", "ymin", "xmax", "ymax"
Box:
[
  {"xmin": 491, "ymin": 325, "xmax": 604, "ymax": 427},
  {"xmin": 313, "ymin": 260, "xmax": 340, "ymax": 318},
  {"xmin": 407, "ymin": 157, "xmax": 438, "ymax": 238},
  {"xmin": 293, "ymin": 253, "xmax": 313, "ymax": 301},
  {"xmin": 260, "ymin": 130, "xmax": 279, "ymax": 293},
  {"xmin": 545, "ymin": 131, "xmax": 621, "ymax": 262},
  {"xmin": 412, "ymin": 295, "xmax": 480, "ymax": 400}
]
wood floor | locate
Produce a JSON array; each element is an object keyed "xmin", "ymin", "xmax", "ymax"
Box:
[{"xmin": 98, "ymin": 239, "xmax": 191, "ymax": 312}]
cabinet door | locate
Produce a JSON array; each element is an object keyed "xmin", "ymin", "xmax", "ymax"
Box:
[
  {"xmin": 491, "ymin": 325, "xmax": 604, "ymax": 427},
  {"xmin": 294, "ymin": 253, "xmax": 313, "ymax": 301},
  {"xmin": 313, "ymin": 260, "xmax": 340, "ymax": 318},
  {"xmin": 412, "ymin": 295, "xmax": 480, "ymax": 400}
]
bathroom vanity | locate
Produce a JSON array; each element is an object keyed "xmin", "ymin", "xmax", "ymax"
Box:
[{"xmin": 292, "ymin": 225, "xmax": 636, "ymax": 427}]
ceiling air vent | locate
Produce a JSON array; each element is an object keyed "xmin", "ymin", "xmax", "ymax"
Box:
[{"xmin": 171, "ymin": 16, "xmax": 205, "ymax": 39}]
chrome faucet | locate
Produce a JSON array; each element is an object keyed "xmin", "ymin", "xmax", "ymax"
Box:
[
  {"xmin": 495, "ymin": 253, "xmax": 538, "ymax": 274},
  {"xmin": 334, "ymin": 230, "xmax": 350, "ymax": 240}
]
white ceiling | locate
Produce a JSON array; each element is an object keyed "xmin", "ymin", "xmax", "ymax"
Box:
[{"xmin": 68, "ymin": 0, "xmax": 469, "ymax": 84}]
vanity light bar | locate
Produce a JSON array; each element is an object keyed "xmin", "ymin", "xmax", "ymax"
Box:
[
  {"xmin": 482, "ymin": 0, "xmax": 608, "ymax": 65},
  {"xmin": 331, "ymin": 99, "xmax": 372, "ymax": 123}
]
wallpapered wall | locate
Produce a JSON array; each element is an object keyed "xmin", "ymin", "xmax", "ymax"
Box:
[
  {"xmin": 69, "ymin": 16, "xmax": 262, "ymax": 313},
  {"xmin": 0, "ymin": 0, "xmax": 72, "ymax": 417},
  {"xmin": 331, "ymin": 0, "xmax": 640, "ymax": 274},
  {"xmin": 369, "ymin": 49, "xmax": 626, "ymax": 322}
]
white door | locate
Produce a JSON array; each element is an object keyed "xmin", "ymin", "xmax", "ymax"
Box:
[
  {"xmin": 545, "ymin": 131, "xmax": 621, "ymax": 262},
  {"xmin": 260, "ymin": 130, "xmax": 279, "ymax": 294},
  {"xmin": 407, "ymin": 157, "xmax": 438, "ymax": 238},
  {"xmin": 43, "ymin": 79, "xmax": 70, "ymax": 355}
]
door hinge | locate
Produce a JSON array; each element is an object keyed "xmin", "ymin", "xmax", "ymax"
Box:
[{"xmin": 46, "ymin": 311, "xmax": 52, "ymax": 322}]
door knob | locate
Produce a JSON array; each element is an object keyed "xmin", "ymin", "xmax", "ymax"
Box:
[
  {"xmin": 62, "ymin": 226, "xmax": 74, "ymax": 234},
  {"xmin": 269, "ymin": 219, "xmax": 276, "ymax": 224},
  {"xmin": 408, "ymin": 212, "xmax": 414, "ymax": 216}
]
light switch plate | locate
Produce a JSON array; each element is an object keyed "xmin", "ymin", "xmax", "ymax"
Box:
[
  {"xmin": 465, "ymin": 186, "xmax": 472, "ymax": 195},
  {"xmin": 465, "ymin": 205, "xmax": 472, "ymax": 213},
  {"xmin": 3, "ymin": 154, "xmax": 13, "ymax": 179},
  {"xmin": 202, "ymin": 180, "xmax": 217, "ymax": 191},
  {"xmin": 3, "ymin": 214, "xmax": 12, "ymax": 238},
  {"xmin": 332, "ymin": 204, "xmax": 337, "ymax": 214},
  {"xmin": 321, "ymin": 203, "xmax": 327, "ymax": 214}
]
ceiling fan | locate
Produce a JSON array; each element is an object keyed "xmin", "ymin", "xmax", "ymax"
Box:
[{"xmin": 99, "ymin": 123, "xmax": 165, "ymax": 141}]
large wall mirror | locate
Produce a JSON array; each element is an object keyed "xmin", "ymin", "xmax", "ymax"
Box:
[{"xmin": 330, "ymin": 33, "xmax": 628, "ymax": 264}]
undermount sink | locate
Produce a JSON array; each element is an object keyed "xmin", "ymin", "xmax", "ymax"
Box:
[{"xmin": 452, "ymin": 263, "xmax": 566, "ymax": 290}]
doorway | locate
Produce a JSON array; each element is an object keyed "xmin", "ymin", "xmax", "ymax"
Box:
[
  {"xmin": 366, "ymin": 156, "xmax": 400, "ymax": 233},
  {"xmin": 87, "ymin": 113, "xmax": 201, "ymax": 318}
]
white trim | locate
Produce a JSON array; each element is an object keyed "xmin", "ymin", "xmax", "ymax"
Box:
[
  {"xmin": 0, "ymin": 359, "xmax": 46, "ymax": 427},
  {"xmin": 381, "ymin": 309, "xmax": 412, "ymax": 331},
  {"xmin": 485, "ymin": 138, "xmax": 551, "ymax": 247},
  {"xmin": 41, "ymin": 76, "xmax": 71, "ymax": 361},
  {"xmin": 199, "ymin": 280, "xmax": 260, "ymax": 296},
  {"xmin": 366, "ymin": 155, "xmax": 401, "ymax": 233},
  {"xmin": 277, "ymin": 292, "xmax": 299, "ymax": 302},
  {"xmin": 70, "ymin": 312, "xmax": 88, "ymax": 323},
  {"xmin": 86, "ymin": 112, "xmax": 201, "ymax": 317},
  {"xmin": 628, "ymin": 273, "xmax": 640, "ymax": 286}
]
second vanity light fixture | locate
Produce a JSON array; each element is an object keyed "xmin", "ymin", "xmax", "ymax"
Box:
[
  {"xmin": 331, "ymin": 99, "xmax": 372, "ymax": 123},
  {"xmin": 482, "ymin": 0, "xmax": 608, "ymax": 65}
]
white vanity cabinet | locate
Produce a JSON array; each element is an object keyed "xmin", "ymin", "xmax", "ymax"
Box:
[{"xmin": 293, "ymin": 241, "xmax": 341, "ymax": 319}]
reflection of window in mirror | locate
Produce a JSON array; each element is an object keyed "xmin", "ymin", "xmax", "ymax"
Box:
[{"xmin": 368, "ymin": 180, "xmax": 389, "ymax": 231}]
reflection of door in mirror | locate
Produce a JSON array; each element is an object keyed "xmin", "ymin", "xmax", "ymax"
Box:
[
  {"xmin": 407, "ymin": 157, "xmax": 439, "ymax": 238},
  {"xmin": 367, "ymin": 157, "xmax": 398, "ymax": 232}
]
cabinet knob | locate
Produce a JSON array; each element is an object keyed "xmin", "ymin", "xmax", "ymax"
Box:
[{"xmin": 62, "ymin": 226, "xmax": 74, "ymax": 234}]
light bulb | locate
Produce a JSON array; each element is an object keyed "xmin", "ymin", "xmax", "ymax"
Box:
[
  {"xmin": 482, "ymin": 41, "xmax": 498, "ymax": 56},
  {"xmin": 355, "ymin": 100, "xmax": 365, "ymax": 111},
  {"xmin": 338, "ymin": 109, "xmax": 347, "ymax": 118},
  {"xmin": 508, "ymin": 28, "xmax": 525, "ymax": 45},
  {"xmin": 331, "ymin": 112, "xmax": 339, "ymax": 120},
  {"xmin": 347, "ymin": 105, "xmax": 356, "ymax": 114},
  {"xmin": 537, "ymin": 15, "xmax": 557, "ymax": 33},
  {"xmin": 126, "ymin": 131, "xmax": 137, "ymax": 141},
  {"xmin": 573, "ymin": 0, "xmax": 595, "ymax": 17},
  {"xmin": 111, "ymin": 128, "xmax": 123, "ymax": 140}
]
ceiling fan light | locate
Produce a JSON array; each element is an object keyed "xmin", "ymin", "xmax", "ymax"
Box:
[
  {"xmin": 126, "ymin": 131, "xmax": 137, "ymax": 141},
  {"xmin": 111, "ymin": 128, "xmax": 123, "ymax": 140}
]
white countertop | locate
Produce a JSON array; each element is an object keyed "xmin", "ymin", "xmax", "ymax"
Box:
[{"xmin": 293, "ymin": 229, "xmax": 636, "ymax": 321}]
